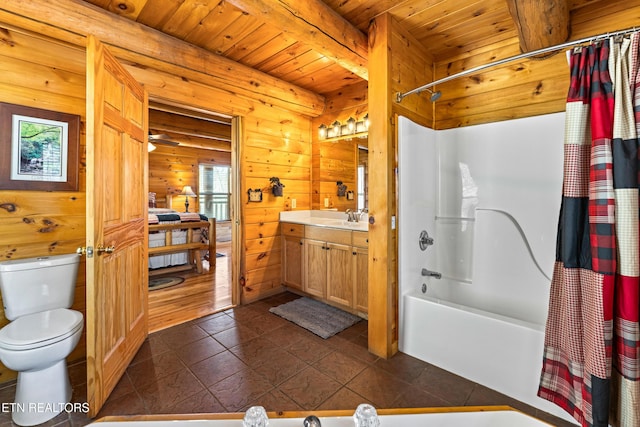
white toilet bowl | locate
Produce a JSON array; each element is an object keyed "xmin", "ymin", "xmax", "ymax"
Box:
[{"xmin": 0, "ymin": 308, "xmax": 84, "ymax": 426}]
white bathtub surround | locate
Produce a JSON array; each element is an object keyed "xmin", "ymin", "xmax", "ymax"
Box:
[
  {"xmin": 397, "ymin": 114, "xmax": 577, "ymax": 424},
  {"xmin": 280, "ymin": 210, "xmax": 368, "ymax": 231}
]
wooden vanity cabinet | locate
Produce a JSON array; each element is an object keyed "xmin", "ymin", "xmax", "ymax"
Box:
[
  {"xmin": 281, "ymin": 223, "xmax": 305, "ymax": 290},
  {"xmin": 281, "ymin": 222, "xmax": 368, "ymax": 315},
  {"xmin": 304, "ymin": 238, "xmax": 328, "ymax": 298}
]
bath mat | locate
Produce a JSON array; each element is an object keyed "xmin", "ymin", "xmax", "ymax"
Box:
[
  {"xmin": 148, "ymin": 276, "xmax": 184, "ymax": 291},
  {"xmin": 269, "ymin": 297, "xmax": 361, "ymax": 339}
]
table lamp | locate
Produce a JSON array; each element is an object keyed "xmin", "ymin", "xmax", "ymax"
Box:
[{"xmin": 180, "ymin": 185, "xmax": 196, "ymax": 212}]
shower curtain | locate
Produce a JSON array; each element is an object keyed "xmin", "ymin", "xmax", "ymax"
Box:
[{"xmin": 538, "ymin": 35, "xmax": 640, "ymax": 427}]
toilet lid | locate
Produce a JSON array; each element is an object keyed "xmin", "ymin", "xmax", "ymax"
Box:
[{"xmin": 0, "ymin": 308, "xmax": 83, "ymax": 350}]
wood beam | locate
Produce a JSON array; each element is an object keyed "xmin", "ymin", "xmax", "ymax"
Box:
[
  {"xmin": 225, "ymin": 0, "xmax": 368, "ymax": 80},
  {"xmin": 367, "ymin": 13, "xmax": 396, "ymax": 359},
  {"xmin": 149, "ymin": 110, "xmax": 232, "ymax": 142},
  {"xmin": 150, "ymin": 132, "xmax": 231, "ymax": 152},
  {"xmin": 0, "ymin": 0, "xmax": 326, "ymax": 117},
  {"xmin": 506, "ymin": 0, "xmax": 570, "ymax": 53}
]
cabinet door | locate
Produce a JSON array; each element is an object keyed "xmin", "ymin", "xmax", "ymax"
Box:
[
  {"xmin": 326, "ymin": 242, "xmax": 354, "ymax": 307},
  {"xmin": 353, "ymin": 246, "xmax": 368, "ymax": 313},
  {"xmin": 305, "ymin": 239, "xmax": 327, "ymax": 298},
  {"xmin": 282, "ymin": 235, "xmax": 304, "ymax": 290}
]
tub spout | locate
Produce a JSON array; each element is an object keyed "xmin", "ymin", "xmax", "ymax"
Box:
[{"xmin": 421, "ymin": 268, "xmax": 442, "ymax": 279}]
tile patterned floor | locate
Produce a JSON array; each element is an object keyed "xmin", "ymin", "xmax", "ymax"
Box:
[{"xmin": 0, "ymin": 292, "xmax": 576, "ymax": 426}]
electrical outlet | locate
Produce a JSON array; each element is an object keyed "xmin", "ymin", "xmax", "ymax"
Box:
[
  {"xmin": 291, "ymin": 198, "xmax": 296, "ymax": 209},
  {"xmin": 324, "ymin": 198, "xmax": 329, "ymax": 207}
]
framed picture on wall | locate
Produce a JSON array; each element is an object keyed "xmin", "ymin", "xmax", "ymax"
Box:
[{"xmin": 0, "ymin": 102, "xmax": 80, "ymax": 191}]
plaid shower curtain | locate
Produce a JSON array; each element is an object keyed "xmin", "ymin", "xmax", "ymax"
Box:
[{"xmin": 538, "ymin": 35, "xmax": 640, "ymax": 427}]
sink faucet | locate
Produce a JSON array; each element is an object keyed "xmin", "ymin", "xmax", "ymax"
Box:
[{"xmin": 345, "ymin": 209, "xmax": 357, "ymax": 222}]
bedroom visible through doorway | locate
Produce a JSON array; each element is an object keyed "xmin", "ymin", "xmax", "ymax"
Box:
[{"xmin": 146, "ymin": 103, "xmax": 236, "ymax": 332}]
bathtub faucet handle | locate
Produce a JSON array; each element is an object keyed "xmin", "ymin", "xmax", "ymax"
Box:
[{"xmin": 419, "ymin": 230, "xmax": 434, "ymax": 251}]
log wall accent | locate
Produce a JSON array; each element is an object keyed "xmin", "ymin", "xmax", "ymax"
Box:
[
  {"xmin": 506, "ymin": 0, "xmax": 570, "ymax": 54},
  {"xmin": 225, "ymin": 0, "xmax": 368, "ymax": 79},
  {"xmin": 0, "ymin": 0, "xmax": 325, "ymax": 117},
  {"xmin": 311, "ymin": 81, "xmax": 368, "ymax": 211},
  {"xmin": 367, "ymin": 14, "xmax": 434, "ymax": 358},
  {"xmin": 432, "ymin": 0, "xmax": 640, "ymax": 130}
]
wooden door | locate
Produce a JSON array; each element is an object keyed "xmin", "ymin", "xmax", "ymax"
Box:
[
  {"xmin": 304, "ymin": 239, "xmax": 327, "ymax": 298},
  {"xmin": 282, "ymin": 235, "xmax": 304, "ymax": 290},
  {"xmin": 326, "ymin": 242, "xmax": 353, "ymax": 307},
  {"xmin": 353, "ymin": 246, "xmax": 368, "ymax": 313},
  {"xmin": 85, "ymin": 35, "xmax": 149, "ymax": 417}
]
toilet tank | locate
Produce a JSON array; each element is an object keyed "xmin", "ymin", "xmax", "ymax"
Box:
[{"xmin": 0, "ymin": 253, "xmax": 79, "ymax": 320}]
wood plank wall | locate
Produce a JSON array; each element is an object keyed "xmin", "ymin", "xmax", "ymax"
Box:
[
  {"xmin": 432, "ymin": 0, "xmax": 640, "ymax": 129},
  {"xmin": 241, "ymin": 114, "xmax": 312, "ymax": 302},
  {"xmin": 0, "ymin": 29, "xmax": 87, "ymax": 383},
  {"xmin": 148, "ymin": 145, "xmax": 231, "ymax": 209},
  {"xmin": 311, "ymin": 81, "xmax": 368, "ymax": 211}
]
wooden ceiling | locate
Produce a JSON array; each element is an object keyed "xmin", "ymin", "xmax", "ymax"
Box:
[{"xmin": 81, "ymin": 0, "xmax": 607, "ymax": 98}]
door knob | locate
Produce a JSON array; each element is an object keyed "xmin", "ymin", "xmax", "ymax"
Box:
[
  {"xmin": 76, "ymin": 246, "xmax": 94, "ymax": 257},
  {"xmin": 96, "ymin": 244, "xmax": 115, "ymax": 255}
]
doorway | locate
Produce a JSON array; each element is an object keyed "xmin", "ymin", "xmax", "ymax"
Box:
[{"xmin": 146, "ymin": 102, "xmax": 238, "ymax": 332}]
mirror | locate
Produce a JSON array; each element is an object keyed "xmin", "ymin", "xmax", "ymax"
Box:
[{"xmin": 357, "ymin": 145, "xmax": 368, "ymax": 210}]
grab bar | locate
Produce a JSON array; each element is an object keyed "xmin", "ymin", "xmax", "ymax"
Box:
[{"xmin": 475, "ymin": 208, "xmax": 551, "ymax": 281}]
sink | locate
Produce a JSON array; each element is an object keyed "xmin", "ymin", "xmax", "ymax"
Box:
[
  {"xmin": 310, "ymin": 218, "xmax": 367, "ymax": 230},
  {"xmin": 339, "ymin": 220, "xmax": 368, "ymax": 229}
]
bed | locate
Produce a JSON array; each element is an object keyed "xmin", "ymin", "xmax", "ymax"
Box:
[{"xmin": 147, "ymin": 196, "xmax": 216, "ymax": 277}]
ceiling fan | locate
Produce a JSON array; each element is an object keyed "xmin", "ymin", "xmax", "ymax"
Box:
[
  {"xmin": 148, "ymin": 132, "xmax": 179, "ymax": 152},
  {"xmin": 148, "ymin": 132, "xmax": 179, "ymax": 145}
]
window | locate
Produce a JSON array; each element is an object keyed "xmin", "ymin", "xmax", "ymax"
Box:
[{"xmin": 199, "ymin": 164, "xmax": 231, "ymax": 221}]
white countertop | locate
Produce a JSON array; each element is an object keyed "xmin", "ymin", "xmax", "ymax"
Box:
[{"xmin": 280, "ymin": 210, "xmax": 368, "ymax": 231}]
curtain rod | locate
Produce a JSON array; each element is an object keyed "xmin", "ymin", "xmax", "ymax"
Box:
[{"xmin": 395, "ymin": 26, "xmax": 639, "ymax": 103}]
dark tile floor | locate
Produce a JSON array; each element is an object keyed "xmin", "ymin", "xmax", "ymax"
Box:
[{"xmin": 0, "ymin": 292, "xmax": 576, "ymax": 426}]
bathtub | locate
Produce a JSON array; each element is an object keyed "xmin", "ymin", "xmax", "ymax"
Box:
[
  {"xmin": 90, "ymin": 407, "xmax": 552, "ymax": 426},
  {"xmin": 399, "ymin": 211, "xmax": 576, "ymax": 424}
]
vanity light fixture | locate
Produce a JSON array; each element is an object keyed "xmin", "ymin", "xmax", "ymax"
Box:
[
  {"xmin": 346, "ymin": 117, "xmax": 356, "ymax": 134},
  {"xmin": 318, "ymin": 124, "xmax": 327, "ymax": 139},
  {"xmin": 318, "ymin": 114, "xmax": 370, "ymax": 140},
  {"xmin": 332, "ymin": 120, "xmax": 342, "ymax": 138}
]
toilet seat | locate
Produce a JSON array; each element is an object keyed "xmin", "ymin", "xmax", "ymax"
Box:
[{"xmin": 0, "ymin": 308, "xmax": 83, "ymax": 351}]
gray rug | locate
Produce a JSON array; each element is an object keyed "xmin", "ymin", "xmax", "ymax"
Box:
[{"xmin": 269, "ymin": 297, "xmax": 361, "ymax": 339}]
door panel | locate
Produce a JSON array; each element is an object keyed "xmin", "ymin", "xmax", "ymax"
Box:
[
  {"xmin": 326, "ymin": 242, "xmax": 353, "ymax": 307},
  {"xmin": 86, "ymin": 35, "xmax": 148, "ymax": 417},
  {"xmin": 304, "ymin": 239, "xmax": 327, "ymax": 298}
]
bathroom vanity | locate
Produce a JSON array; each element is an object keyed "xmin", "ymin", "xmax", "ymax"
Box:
[{"xmin": 280, "ymin": 211, "xmax": 368, "ymax": 317}]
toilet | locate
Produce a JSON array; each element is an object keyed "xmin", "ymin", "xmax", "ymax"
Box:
[{"xmin": 0, "ymin": 253, "xmax": 84, "ymax": 426}]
